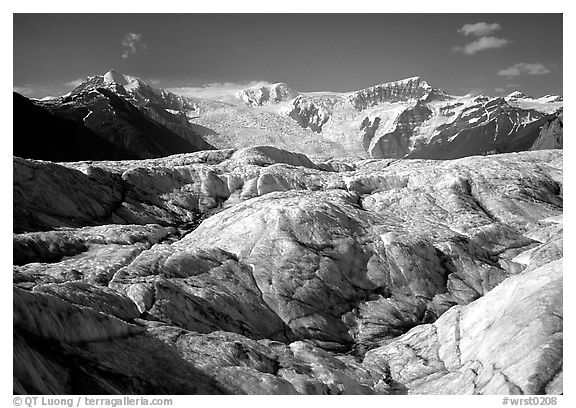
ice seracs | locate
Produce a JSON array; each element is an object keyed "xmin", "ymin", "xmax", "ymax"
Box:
[
  {"xmin": 13, "ymin": 146, "xmax": 563, "ymax": 394},
  {"xmin": 12, "ymin": 64, "xmax": 564, "ymax": 394}
]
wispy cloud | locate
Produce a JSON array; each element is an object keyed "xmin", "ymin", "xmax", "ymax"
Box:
[
  {"xmin": 146, "ymin": 78, "xmax": 162, "ymax": 85},
  {"xmin": 453, "ymin": 22, "xmax": 510, "ymax": 55},
  {"xmin": 15, "ymin": 78, "xmax": 87, "ymax": 98},
  {"xmin": 458, "ymin": 22, "xmax": 501, "ymax": 37},
  {"xmin": 13, "ymin": 84, "xmax": 62, "ymax": 98},
  {"xmin": 498, "ymin": 62, "xmax": 551, "ymax": 77},
  {"xmin": 13, "ymin": 85, "xmax": 37, "ymax": 96},
  {"xmin": 121, "ymin": 32, "xmax": 149, "ymax": 59},
  {"xmin": 166, "ymin": 81, "xmax": 270, "ymax": 100},
  {"xmin": 203, "ymin": 80, "xmax": 264, "ymax": 89},
  {"xmin": 453, "ymin": 36, "xmax": 510, "ymax": 55},
  {"xmin": 64, "ymin": 78, "xmax": 84, "ymax": 87},
  {"xmin": 458, "ymin": 87, "xmax": 486, "ymax": 96}
]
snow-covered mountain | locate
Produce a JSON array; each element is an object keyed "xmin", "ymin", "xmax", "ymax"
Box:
[
  {"xmin": 18, "ymin": 71, "xmax": 214, "ymax": 160},
  {"xmin": 15, "ymin": 70, "xmax": 562, "ymax": 161},
  {"xmin": 68, "ymin": 70, "xmax": 211, "ymax": 149},
  {"xmin": 168, "ymin": 74, "xmax": 562, "ymax": 159}
]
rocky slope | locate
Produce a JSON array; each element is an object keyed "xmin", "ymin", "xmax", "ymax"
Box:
[
  {"xmin": 13, "ymin": 146, "xmax": 563, "ymax": 394},
  {"xmin": 531, "ymin": 110, "xmax": 563, "ymax": 150}
]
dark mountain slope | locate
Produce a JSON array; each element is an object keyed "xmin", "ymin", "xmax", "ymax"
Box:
[
  {"xmin": 36, "ymin": 88, "xmax": 210, "ymax": 160},
  {"xmin": 13, "ymin": 92, "xmax": 137, "ymax": 161}
]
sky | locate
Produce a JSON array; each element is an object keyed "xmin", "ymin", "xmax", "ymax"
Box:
[{"xmin": 13, "ymin": 13, "xmax": 563, "ymax": 98}]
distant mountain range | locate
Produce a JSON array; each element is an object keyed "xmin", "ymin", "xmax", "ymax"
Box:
[{"xmin": 13, "ymin": 71, "xmax": 562, "ymax": 161}]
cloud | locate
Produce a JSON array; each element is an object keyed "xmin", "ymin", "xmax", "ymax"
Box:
[
  {"xmin": 121, "ymin": 32, "xmax": 149, "ymax": 59},
  {"xmin": 146, "ymin": 78, "xmax": 162, "ymax": 85},
  {"xmin": 458, "ymin": 22, "xmax": 501, "ymax": 37},
  {"xmin": 494, "ymin": 88, "xmax": 506, "ymax": 93},
  {"xmin": 458, "ymin": 87, "xmax": 486, "ymax": 96},
  {"xmin": 13, "ymin": 84, "xmax": 61, "ymax": 98},
  {"xmin": 13, "ymin": 85, "xmax": 37, "ymax": 96},
  {"xmin": 452, "ymin": 36, "xmax": 510, "ymax": 55},
  {"xmin": 64, "ymin": 78, "xmax": 84, "ymax": 87},
  {"xmin": 453, "ymin": 21, "xmax": 509, "ymax": 55},
  {"xmin": 166, "ymin": 81, "xmax": 270, "ymax": 100},
  {"xmin": 498, "ymin": 62, "xmax": 551, "ymax": 77},
  {"xmin": 203, "ymin": 80, "xmax": 264, "ymax": 89}
]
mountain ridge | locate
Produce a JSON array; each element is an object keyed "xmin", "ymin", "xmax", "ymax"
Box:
[{"xmin": 14, "ymin": 70, "xmax": 563, "ymax": 161}]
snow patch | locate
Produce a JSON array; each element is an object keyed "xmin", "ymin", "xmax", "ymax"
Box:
[{"xmin": 82, "ymin": 109, "xmax": 93, "ymax": 123}]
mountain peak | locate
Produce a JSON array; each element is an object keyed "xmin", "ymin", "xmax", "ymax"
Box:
[
  {"xmin": 69, "ymin": 70, "xmax": 142, "ymax": 97},
  {"xmin": 347, "ymin": 76, "xmax": 445, "ymax": 110},
  {"xmin": 395, "ymin": 75, "xmax": 422, "ymax": 84},
  {"xmin": 506, "ymin": 90, "xmax": 529, "ymax": 99},
  {"xmin": 363, "ymin": 76, "xmax": 428, "ymax": 91},
  {"xmin": 390, "ymin": 76, "xmax": 430, "ymax": 87},
  {"xmin": 103, "ymin": 70, "xmax": 131, "ymax": 86}
]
